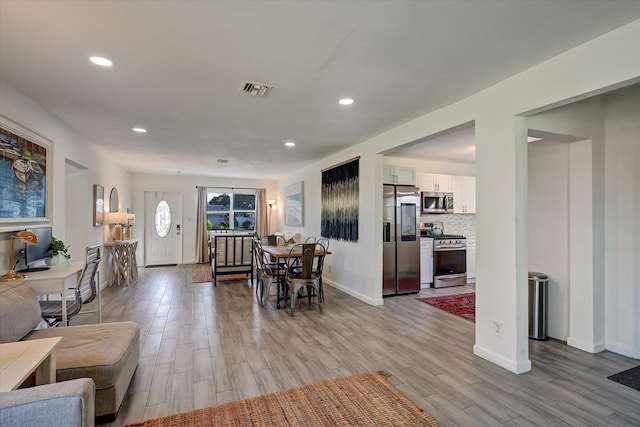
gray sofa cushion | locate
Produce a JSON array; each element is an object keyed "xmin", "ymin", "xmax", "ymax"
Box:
[
  {"xmin": 0, "ymin": 281, "xmax": 42, "ymax": 343},
  {"xmin": 0, "ymin": 378, "xmax": 95, "ymax": 427}
]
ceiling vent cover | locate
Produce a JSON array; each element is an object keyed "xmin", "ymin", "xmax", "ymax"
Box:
[{"xmin": 240, "ymin": 80, "xmax": 273, "ymax": 97}]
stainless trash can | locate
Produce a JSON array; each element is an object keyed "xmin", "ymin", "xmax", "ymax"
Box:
[{"xmin": 528, "ymin": 272, "xmax": 549, "ymax": 340}]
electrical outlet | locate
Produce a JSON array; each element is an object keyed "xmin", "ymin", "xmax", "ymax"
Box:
[
  {"xmin": 327, "ymin": 265, "xmax": 332, "ymax": 273},
  {"xmin": 493, "ymin": 321, "xmax": 503, "ymax": 338}
]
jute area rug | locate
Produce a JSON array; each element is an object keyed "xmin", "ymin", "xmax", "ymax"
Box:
[
  {"xmin": 192, "ymin": 263, "xmax": 251, "ymax": 284},
  {"xmin": 417, "ymin": 292, "xmax": 476, "ymax": 322},
  {"xmin": 125, "ymin": 371, "xmax": 441, "ymax": 427}
]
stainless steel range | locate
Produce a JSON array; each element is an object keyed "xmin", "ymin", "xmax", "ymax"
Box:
[{"xmin": 433, "ymin": 234, "xmax": 467, "ymax": 288}]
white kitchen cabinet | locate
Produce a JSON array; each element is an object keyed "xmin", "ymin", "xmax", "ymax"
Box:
[
  {"xmin": 450, "ymin": 175, "xmax": 476, "ymax": 213},
  {"xmin": 384, "ymin": 165, "xmax": 416, "ymax": 185},
  {"xmin": 418, "ymin": 173, "xmax": 451, "ymax": 192},
  {"xmin": 420, "ymin": 238, "xmax": 434, "ymax": 288},
  {"xmin": 466, "ymin": 238, "xmax": 476, "ymax": 283}
]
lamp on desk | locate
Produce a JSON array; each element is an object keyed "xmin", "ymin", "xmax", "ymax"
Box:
[
  {"xmin": 107, "ymin": 212, "xmax": 129, "ymax": 241},
  {"xmin": 267, "ymin": 199, "xmax": 277, "ymax": 235},
  {"xmin": 0, "ymin": 231, "xmax": 39, "ymax": 282}
]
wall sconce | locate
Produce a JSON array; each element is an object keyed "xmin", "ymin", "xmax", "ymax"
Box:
[
  {"xmin": 107, "ymin": 212, "xmax": 129, "ymax": 241},
  {"xmin": 0, "ymin": 231, "xmax": 39, "ymax": 281},
  {"xmin": 267, "ymin": 199, "xmax": 277, "ymax": 235}
]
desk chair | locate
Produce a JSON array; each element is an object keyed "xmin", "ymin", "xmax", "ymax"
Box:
[{"xmin": 40, "ymin": 245, "xmax": 102, "ymax": 327}]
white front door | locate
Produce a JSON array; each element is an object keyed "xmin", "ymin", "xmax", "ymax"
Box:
[{"xmin": 145, "ymin": 191, "xmax": 182, "ymax": 266}]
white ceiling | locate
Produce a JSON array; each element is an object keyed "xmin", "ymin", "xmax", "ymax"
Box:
[
  {"xmin": 386, "ymin": 125, "xmax": 477, "ymax": 164},
  {"xmin": 1, "ymin": 1, "xmax": 638, "ymax": 178}
]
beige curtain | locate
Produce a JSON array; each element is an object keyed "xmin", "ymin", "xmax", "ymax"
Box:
[
  {"xmin": 196, "ymin": 186, "xmax": 209, "ymax": 263},
  {"xmin": 256, "ymin": 188, "xmax": 268, "ymax": 238}
]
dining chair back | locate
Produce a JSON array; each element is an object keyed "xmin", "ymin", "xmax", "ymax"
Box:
[
  {"xmin": 253, "ymin": 240, "xmax": 284, "ymax": 308},
  {"xmin": 304, "ymin": 236, "xmax": 317, "ymax": 243},
  {"xmin": 317, "ymin": 238, "xmax": 330, "ymax": 250},
  {"xmin": 285, "ymin": 243, "xmax": 323, "ymax": 316}
]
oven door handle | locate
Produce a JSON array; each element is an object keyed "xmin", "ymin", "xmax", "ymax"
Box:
[
  {"xmin": 434, "ymin": 273, "xmax": 467, "ymax": 280},
  {"xmin": 434, "ymin": 245, "xmax": 466, "ymax": 251}
]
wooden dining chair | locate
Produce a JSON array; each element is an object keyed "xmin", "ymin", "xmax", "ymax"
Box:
[
  {"xmin": 285, "ymin": 243, "xmax": 323, "ymax": 316},
  {"xmin": 253, "ymin": 240, "xmax": 285, "ymax": 308}
]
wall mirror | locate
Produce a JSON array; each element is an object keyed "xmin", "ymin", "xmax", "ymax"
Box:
[
  {"xmin": 110, "ymin": 187, "xmax": 119, "ymax": 212},
  {"xmin": 93, "ymin": 184, "xmax": 104, "ymax": 226}
]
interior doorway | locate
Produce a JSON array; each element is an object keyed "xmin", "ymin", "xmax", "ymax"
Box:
[
  {"xmin": 525, "ymin": 124, "xmax": 604, "ymax": 356},
  {"xmin": 64, "ymin": 159, "xmax": 89, "ymax": 262}
]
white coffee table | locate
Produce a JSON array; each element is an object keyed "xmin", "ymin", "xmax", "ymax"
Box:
[{"xmin": 0, "ymin": 336, "xmax": 62, "ymax": 391}]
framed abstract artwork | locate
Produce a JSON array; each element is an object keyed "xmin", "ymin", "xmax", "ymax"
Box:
[
  {"xmin": 321, "ymin": 157, "xmax": 359, "ymax": 242},
  {"xmin": 284, "ymin": 181, "xmax": 304, "ymax": 227},
  {"xmin": 0, "ymin": 115, "xmax": 52, "ymax": 230}
]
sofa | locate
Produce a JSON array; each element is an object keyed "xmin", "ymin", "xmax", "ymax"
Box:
[
  {"xmin": 0, "ymin": 378, "xmax": 95, "ymax": 427},
  {"xmin": 0, "ymin": 280, "xmax": 140, "ymax": 420}
]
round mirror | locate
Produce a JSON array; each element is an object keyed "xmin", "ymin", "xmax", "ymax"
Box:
[{"xmin": 110, "ymin": 187, "xmax": 119, "ymax": 212}]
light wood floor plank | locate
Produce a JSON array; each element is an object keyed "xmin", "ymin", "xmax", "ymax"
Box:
[{"xmin": 77, "ymin": 265, "xmax": 639, "ymax": 427}]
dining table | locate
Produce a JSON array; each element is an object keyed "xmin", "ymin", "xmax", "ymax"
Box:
[{"xmin": 260, "ymin": 244, "xmax": 332, "ymax": 308}]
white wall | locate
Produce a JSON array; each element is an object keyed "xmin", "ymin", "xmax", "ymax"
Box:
[
  {"xmin": 528, "ymin": 140, "xmax": 570, "ymax": 340},
  {"xmin": 0, "ymin": 79, "xmax": 129, "ymax": 283},
  {"xmin": 603, "ymin": 86, "xmax": 640, "ymax": 358},
  {"xmin": 130, "ymin": 174, "xmax": 278, "ymax": 265}
]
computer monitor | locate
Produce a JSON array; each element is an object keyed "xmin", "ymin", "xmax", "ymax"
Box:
[{"xmin": 19, "ymin": 226, "xmax": 53, "ymax": 272}]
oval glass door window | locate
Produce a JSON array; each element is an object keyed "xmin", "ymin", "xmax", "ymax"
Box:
[{"xmin": 155, "ymin": 200, "xmax": 171, "ymax": 237}]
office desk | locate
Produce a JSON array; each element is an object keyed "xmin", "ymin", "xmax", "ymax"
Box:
[
  {"xmin": 0, "ymin": 337, "xmax": 61, "ymax": 391},
  {"xmin": 22, "ymin": 261, "xmax": 87, "ymax": 327}
]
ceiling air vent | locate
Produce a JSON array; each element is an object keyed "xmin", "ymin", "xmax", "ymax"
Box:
[{"xmin": 240, "ymin": 80, "xmax": 273, "ymax": 97}]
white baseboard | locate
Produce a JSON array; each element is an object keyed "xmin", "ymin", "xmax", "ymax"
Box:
[
  {"xmin": 324, "ymin": 279, "xmax": 383, "ymax": 306},
  {"xmin": 567, "ymin": 336, "xmax": 606, "ymax": 353},
  {"xmin": 605, "ymin": 342, "xmax": 634, "ymax": 358},
  {"xmin": 473, "ymin": 344, "xmax": 532, "ymax": 374}
]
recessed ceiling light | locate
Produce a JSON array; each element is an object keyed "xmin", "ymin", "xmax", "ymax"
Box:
[
  {"xmin": 338, "ymin": 98, "xmax": 354, "ymax": 106},
  {"xmin": 132, "ymin": 127, "xmax": 147, "ymax": 133},
  {"xmin": 89, "ymin": 56, "xmax": 113, "ymax": 67},
  {"xmin": 284, "ymin": 141, "xmax": 296, "ymax": 147}
]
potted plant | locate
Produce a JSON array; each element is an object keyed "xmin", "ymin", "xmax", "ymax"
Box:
[{"xmin": 48, "ymin": 236, "xmax": 71, "ymax": 264}]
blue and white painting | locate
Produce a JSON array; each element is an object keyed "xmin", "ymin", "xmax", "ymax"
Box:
[
  {"xmin": 0, "ymin": 120, "xmax": 49, "ymax": 222},
  {"xmin": 321, "ymin": 158, "xmax": 359, "ymax": 242},
  {"xmin": 284, "ymin": 181, "xmax": 303, "ymax": 227}
]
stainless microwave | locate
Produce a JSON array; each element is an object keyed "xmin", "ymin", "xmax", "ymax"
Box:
[{"xmin": 421, "ymin": 191, "xmax": 454, "ymax": 214}]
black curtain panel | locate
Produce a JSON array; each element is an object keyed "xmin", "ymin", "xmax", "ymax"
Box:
[{"xmin": 321, "ymin": 158, "xmax": 359, "ymax": 242}]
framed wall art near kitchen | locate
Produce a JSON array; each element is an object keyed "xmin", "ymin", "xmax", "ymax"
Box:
[
  {"xmin": 321, "ymin": 156, "xmax": 359, "ymax": 242},
  {"xmin": 284, "ymin": 181, "xmax": 304, "ymax": 227},
  {"xmin": 0, "ymin": 115, "xmax": 52, "ymax": 230},
  {"xmin": 93, "ymin": 184, "xmax": 104, "ymax": 226}
]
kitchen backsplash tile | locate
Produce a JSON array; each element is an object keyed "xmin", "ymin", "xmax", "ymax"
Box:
[{"xmin": 421, "ymin": 214, "xmax": 476, "ymax": 237}]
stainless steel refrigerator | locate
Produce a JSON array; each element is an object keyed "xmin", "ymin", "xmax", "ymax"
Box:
[{"xmin": 383, "ymin": 185, "xmax": 421, "ymax": 296}]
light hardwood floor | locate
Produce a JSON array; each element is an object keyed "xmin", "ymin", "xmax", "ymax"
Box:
[{"xmin": 74, "ymin": 266, "xmax": 639, "ymax": 426}]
